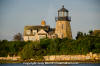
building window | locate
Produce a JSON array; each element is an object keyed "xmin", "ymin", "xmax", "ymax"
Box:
[
  {"xmin": 26, "ymin": 30, "xmax": 31, "ymax": 35},
  {"xmin": 62, "ymin": 24, "xmax": 64, "ymax": 29},
  {"xmin": 62, "ymin": 34, "xmax": 63, "ymax": 39},
  {"xmin": 33, "ymin": 32, "xmax": 36, "ymax": 35},
  {"xmin": 39, "ymin": 35, "xmax": 46, "ymax": 39},
  {"xmin": 28, "ymin": 36, "xmax": 29, "ymax": 40},
  {"xmin": 33, "ymin": 30, "xmax": 37, "ymax": 35},
  {"xmin": 32, "ymin": 37, "xmax": 36, "ymax": 41}
]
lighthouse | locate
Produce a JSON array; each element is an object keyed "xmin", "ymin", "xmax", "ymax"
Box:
[{"xmin": 55, "ymin": 5, "xmax": 72, "ymax": 39}]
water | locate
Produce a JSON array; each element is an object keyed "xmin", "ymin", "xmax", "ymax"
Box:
[{"xmin": 0, "ymin": 63, "xmax": 100, "ymax": 66}]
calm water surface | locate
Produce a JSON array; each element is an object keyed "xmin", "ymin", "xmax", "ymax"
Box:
[{"xmin": 0, "ymin": 63, "xmax": 100, "ymax": 66}]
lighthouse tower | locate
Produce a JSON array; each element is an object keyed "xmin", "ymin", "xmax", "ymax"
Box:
[{"xmin": 55, "ymin": 5, "xmax": 72, "ymax": 39}]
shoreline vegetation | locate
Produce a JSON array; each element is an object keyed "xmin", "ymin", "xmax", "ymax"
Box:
[{"xmin": 0, "ymin": 31, "xmax": 100, "ymax": 63}]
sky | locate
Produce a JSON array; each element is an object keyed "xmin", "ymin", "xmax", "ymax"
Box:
[{"xmin": 0, "ymin": 0, "xmax": 100, "ymax": 40}]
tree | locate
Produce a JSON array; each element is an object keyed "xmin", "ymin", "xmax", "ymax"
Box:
[
  {"xmin": 89, "ymin": 30, "xmax": 93, "ymax": 36},
  {"xmin": 47, "ymin": 38, "xmax": 61, "ymax": 55},
  {"xmin": 0, "ymin": 40, "xmax": 9, "ymax": 57},
  {"xmin": 20, "ymin": 41, "xmax": 44, "ymax": 60},
  {"xmin": 13, "ymin": 33, "xmax": 23, "ymax": 41},
  {"xmin": 76, "ymin": 32, "xmax": 84, "ymax": 39}
]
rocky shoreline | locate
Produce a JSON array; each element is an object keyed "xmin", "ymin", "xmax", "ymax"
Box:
[{"xmin": 0, "ymin": 60, "xmax": 100, "ymax": 64}]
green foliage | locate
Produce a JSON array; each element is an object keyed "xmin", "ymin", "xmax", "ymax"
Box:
[
  {"xmin": 0, "ymin": 31, "xmax": 100, "ymax": 60},
  {"xmin": 20, "ymin": 41, "xmax": 44, "ymax": 60},
  {"xmin": 13, "ymin": 33, "xmax": 23, "ymax": 41},
  {"xmin": 76, "ymin": 32, "xmax": 84, "ymax": 39},
  {"xmin": 89, "ymin": 30, "xmax": 93, "ymax": 35},
  {"xmin": 0, "ymin": 40, "xmax": 26, "ymax": 57}
]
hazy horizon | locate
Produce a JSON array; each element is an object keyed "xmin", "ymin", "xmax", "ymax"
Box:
[{"xmin": 0, "ymin": 0, "xmax": 100, "ymax": 40}]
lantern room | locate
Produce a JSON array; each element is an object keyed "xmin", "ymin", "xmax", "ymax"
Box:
[
  {"xmin": 58, "ymin": 5, "xmax": 69, "ymax": 17},
  {"xmin": 55, "ymin": 5, "xmax": 71, "ymax": 21}
]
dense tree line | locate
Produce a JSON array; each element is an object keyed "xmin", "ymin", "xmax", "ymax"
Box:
[
  {"xmin": 0, "ymin": 40, "xmax": 27, "ymax": 57},
  {"xmin": 0, "ymin": 31, "xmax": 100, "ymax": 60}
]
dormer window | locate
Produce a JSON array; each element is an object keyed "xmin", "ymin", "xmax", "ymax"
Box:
[
  {"xmin": 26, "ymin": 30, "xmax": 31, "ymax": 35},
  {"xmin": 33, "ymin": 30, "xmax": 37, "ymax": 35}
]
